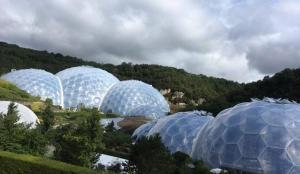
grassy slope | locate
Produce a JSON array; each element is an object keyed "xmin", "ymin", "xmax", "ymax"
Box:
[
  {"xmin": 0, "ymin": 150, "xmax": 104, "ymax": 174},
  {"xmin": 0, "ymin": 79, "xmax": 39, "ymax": 102}
]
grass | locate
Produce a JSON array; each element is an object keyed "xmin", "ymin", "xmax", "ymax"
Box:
[
  {"xmin": 0, "ymin": 150, "xmax": 106, "ymax": 174},
  {"xmin": 0, "ymin": 80, "xmax": 39, "ymax": 102}
]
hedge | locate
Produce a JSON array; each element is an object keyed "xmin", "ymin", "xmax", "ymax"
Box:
[{"xmin": 0, "ymin": 151, "xmax": 105, "ymax": 174}]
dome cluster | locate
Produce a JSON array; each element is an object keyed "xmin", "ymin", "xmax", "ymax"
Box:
[
  {"xmin": 1, "ymin": 66, "xmax": 169, "ymax": 119},
  {"xmin": 134, "ymin": 98, "xmax": 300, "ymax": 174},
  {"xmin": 133, "ymin": 111, "xmax": 214, "ymax": 155}
]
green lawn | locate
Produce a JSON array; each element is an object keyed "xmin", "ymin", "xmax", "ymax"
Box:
[{"xmin": 0, "ymin": 150, "xmax": 107, "ymax": 174}]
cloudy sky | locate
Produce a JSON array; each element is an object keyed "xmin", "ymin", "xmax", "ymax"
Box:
[{"xmin": 0, "ymin": 0, "xmax": 299, "ymax": 82}]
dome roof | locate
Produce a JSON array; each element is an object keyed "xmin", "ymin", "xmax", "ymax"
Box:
[
  {"xmin": 100, "ymin": 80, "xmax": 169, "ymax": 118},
  {"xmin": 146, "ymin": 111, "xmax": 213, "ymax": 155},
  {"xmin": 0, "ymin": 101, "xmax": 39, "ymax": 127},
  {"xmin": 1, "ymin": 69, "xmax": 63, "ymax": 107},
  {"xmin": 132, "ymin": 121, "xmax": 156, "ymax": 140},
  {"xmin": 128, "ymin": 105, "xmax": 166, "ymax": 119},
  {"xmin": 56, "ymin": 66, "xmax": 119, "ymax": 109},
  {"xmin": 192, "ymin": 98, "xmax": 300, "ymax": 174}
]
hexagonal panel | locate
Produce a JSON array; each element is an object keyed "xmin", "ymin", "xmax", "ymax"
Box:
[
  {"xmin": 259, "ymin": 148, "xmax": 293, "ymax": 174},
  {"xmin": 261, "ymin": 126, "xmax": 292, "ymax": 148},
  {"xmin": 222, "ymin": 126, "xmax": 243, "ymax": 144},
  {"xmin": 238, "ymin": 134, "xmax": 266, "ymax": 158},
  {"xmin": 261, "ymin": 106, "xmax": 292, "ymax": 126},
  {"xmin": 287, "ymin": 140, "xmax": 300, "ymax": 166},
  {"xmin": 287, "ymin": 121, "xmax": 300, "ymax": 140},
  {"xmin": 223, "ymin": 112, "xmax": 246, "ymax": 127},
  {"xmin": 211, "ymin": 137, "xmax": 225, "ymax": 153},
  {"xmin": 241, "ymin": 116, "xmax": 267, "ymax": 134},
  {"xmin": 220, "ymin": 144, "xmax": 242, "ymax": 167},
  {"xmin": 288, "ymin": 166, "xmax": 300, "ymax": 174}
]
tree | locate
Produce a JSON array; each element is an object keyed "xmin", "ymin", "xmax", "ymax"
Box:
[
  {"xmin": 0, "ymin": 102, "xmax": 46, "ymax": 155},
  {"xmin": 40, "ymin": 100, "xmax": 55, "ymax": 133},
  {"xmin": 54, "ymin": 108, "xmax": 104, "ymax": 168},
  {"xmin": 128, "ymin": 135, "xmax": 176, "ymax": 174},
  {"xmin": 127, "ymin": 134, "xmax": 212, "ymax": 174}
]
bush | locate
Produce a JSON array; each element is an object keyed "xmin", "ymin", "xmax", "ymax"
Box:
[{"xmin": 0, "ymin": 150, "xmax": 103, "ymax": 174}]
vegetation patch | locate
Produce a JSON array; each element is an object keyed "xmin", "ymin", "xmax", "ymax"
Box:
[
  {"xmin": 0, "ymin": 80, "xmax": 38, "ymax": 102},
  {"xmin": 0, "ymin": 150, "xmax": 103, "ymax": 174}
]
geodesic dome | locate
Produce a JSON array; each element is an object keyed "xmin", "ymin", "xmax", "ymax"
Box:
[
  {"xmin": 128, "ymin": 105, "xmax": 166, "ymax": 119},
  {"xmin": 146, "ymin": 111, "xmax": 214, "ymax": 155},
  {"xmin": 0, "ymin": 101, "xmax": 39, "ymax": 127},
  {"xmin": 192, "ymin": 98, "xmax": 300, "ymax": 174},
  {"xmin": 56, "ymin": 66, "xmax": 119, "ymax": 109},
  {"xmin": 100, "ymin": 80, "xmax": 169, "ymax": 118},
  {"xmin": 132, "ymin": 121, "xmax": 157, "ymax": 140},
  {"xmin": 1, "ymin": 69, "xmax": 63, "ymax": 107}
]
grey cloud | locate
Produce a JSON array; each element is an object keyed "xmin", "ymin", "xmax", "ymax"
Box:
[{"xmin": 0, "ymin": 0, "xmax": 299, "ymax": 82}]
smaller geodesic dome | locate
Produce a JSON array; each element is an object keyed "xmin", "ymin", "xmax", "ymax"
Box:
[
  {"xmin": 1, "ymin": 69, "xmax": 64, "ymax": 107},
  {"xmin": 100, "ymin": 80, "xmax": 169, "ymax": 118},
  {"xmin": 192, "ymin": 98, "xmax": 300, "ymax": 174},
  {"xmin": 0, "ymin": 101, "xmax": 39, "ymax": 127},
  {"xmin": 56, "ymin": 66, "xmax": 119, "ymax": 109},
  {"xmin": 147, "ymin": 111, "xmax": 214, "ymax": 155},
  {"xmin": 132, "ymin": 111, "xmax": 214, "ymax": 155},
  {"xmin": 132, "ymin": 121, "xmax": 157, "ymax": 140}
]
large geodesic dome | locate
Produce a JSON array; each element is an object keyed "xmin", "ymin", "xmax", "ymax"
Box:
[
  {"xmin": 0, "ymin": 101, "xmax": 39, "ymax": 127},
  {"xmin": 147, "ymin": 111, "xmax": 214, "ymax": 155},
  {"xmin": 100, "ymin": 80, "xmax": 169, "ymax": 118},
  {"xmin": 192, "ymin": 98, "xmax": 300, "ymax": 174},
  {"xmin": 56, "ymin": 66, "xmax": 119, "ymax": 109},
  {"xmin": 1, "ymin": 69, "xmax": 63, "ymax": 107}
]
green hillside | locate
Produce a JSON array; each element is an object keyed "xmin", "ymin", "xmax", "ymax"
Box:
[
  {"xmin": 1, "ymin": 41, "xmax": 300, "ymax": 115},
  {"xmin": 200, "ymin": 68, "xmax": 300, "ymax": 114},
  {"xmin": 0, "ymin": 79, "xmax": 39, "ymax": 102},
  {"xmin": 0, "ymin": 42, "xmax": 241, "ymax": 103}
]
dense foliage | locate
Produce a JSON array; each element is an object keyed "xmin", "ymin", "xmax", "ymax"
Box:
[
  {"xmin": 0, "ymin": 42, "xmax": 240, "ymax": 102},
  {"xmin": 54, "ymin": 108, "xmax": 104, "ymax": 168},
  {"xmin": 103, "ymin": 122, "xmax": 132, "ymax": 156},
  {"xmin": 0, "ymin": 150, "xmax": 101, "ymax": 174},
  {"xmin": 0, "ymin": 102, "xmax": 47, "ymax": 155},
  {"xmin": 198, "ymin": 68, "xmax": 300, "ymax": 114},
  {"xmin": 127, "ymin": 135, "xmax": 211, "ymax": 174}
]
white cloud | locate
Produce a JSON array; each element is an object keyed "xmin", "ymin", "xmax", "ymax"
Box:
[{"xmin": 0, "ymin": 0, "xmax": 299, "ymax": 82}]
